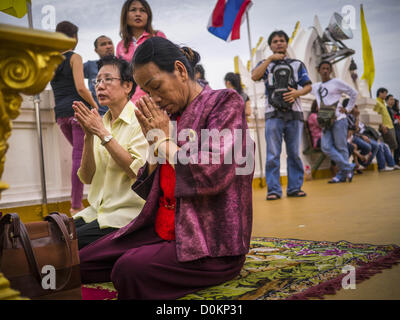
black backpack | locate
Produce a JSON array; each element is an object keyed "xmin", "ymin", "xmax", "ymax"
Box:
[
  {"xmin": 363, "ymin": 126, "xmax": 380, "ymax": 141},
  {"xmin": 267, "ymin": 59, "xmax": 298, "ymax": 112}
]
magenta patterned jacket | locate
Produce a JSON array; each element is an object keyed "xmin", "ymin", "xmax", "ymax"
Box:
[{"xmin": 112, "ymin": 87, "xmax": 255, "ymax": 262}]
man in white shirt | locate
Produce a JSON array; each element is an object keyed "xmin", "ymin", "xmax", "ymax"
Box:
[{"xmin": 311, "ymin": 61, "xmax": 358, "ymax": 183}]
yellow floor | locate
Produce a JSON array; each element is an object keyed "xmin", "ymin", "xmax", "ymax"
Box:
[
  {"xmin": 2, "ymin": 169, "xmax": 399, "ymax": 299},
  {"xmin": 252, "ymin": 169, "xmax": 400, "ymax": 299}
]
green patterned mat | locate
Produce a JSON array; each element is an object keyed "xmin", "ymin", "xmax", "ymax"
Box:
[{"xmin": 82, "ymin": 237, "xmax": 400, "ymax": 300}]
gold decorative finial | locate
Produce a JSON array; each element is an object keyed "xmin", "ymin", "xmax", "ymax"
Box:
[{"xmin": 0, "ymin": 23, "xmax": 75, "ymax": 300}]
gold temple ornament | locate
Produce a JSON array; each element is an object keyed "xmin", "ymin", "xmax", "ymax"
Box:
[{"xmin": 0, "ymin": 22, "xmax": 75, "ymax": 300}]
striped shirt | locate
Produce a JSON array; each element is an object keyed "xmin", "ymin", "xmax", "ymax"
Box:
[{"xmin": 254, "ymin": 58, "xmax": 312, "ymax": 121}]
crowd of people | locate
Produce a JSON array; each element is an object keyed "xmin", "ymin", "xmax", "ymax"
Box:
[
  {"xmin": 48, "ymin": 0, "xmax": 398, "ymax": 300},
  {"xmin": 307, "ymin": 83, "xmax": 400, "ymax": 178}
]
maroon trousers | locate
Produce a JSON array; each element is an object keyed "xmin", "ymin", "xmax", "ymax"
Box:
[{"xmin": 79, "ymin": 226, "xmax": 245, "ymax": 300}]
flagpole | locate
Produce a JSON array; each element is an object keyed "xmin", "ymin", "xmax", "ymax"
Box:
[
  {"xmin": 27, "ymin": 1, "xmax": 33, "ymax": 28},
  {"xmin": 27, "ymin": 1, "xmax": 49, "ymax": 216},
  {"xmin": 245, "ymin": 11, "xmax": 264, "ymax": 188}
]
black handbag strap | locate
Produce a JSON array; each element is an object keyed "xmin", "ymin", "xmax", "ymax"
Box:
[
  {"xmin": 318, "ymin": 86, "xmax": 339, "ymax": 110},
  {"xmin": 0, "ymin": 212, "xmax": 74, "ymax": 292}
]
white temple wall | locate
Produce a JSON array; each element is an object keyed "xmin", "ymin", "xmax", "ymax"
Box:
[{"xmin": 0, "ymin": 89, "xmax": 88, "ymax": 209}]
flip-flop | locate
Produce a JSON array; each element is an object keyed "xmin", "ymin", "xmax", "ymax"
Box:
[
  {"xmin": 266, "ymin": 194, "xmax": 281, "ymax": 201},
  {"xmin": 287, "ymin": 190, "xmax": 307, "ymax": 197}
]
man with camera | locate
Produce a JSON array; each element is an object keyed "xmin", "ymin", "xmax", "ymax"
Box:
[
  {"xmin": 311, "ymin": 61, "xmax": 358, "ymax": 183},
  {"xmin": 252, "ymin": 30, "xmax": 312, "ymax": 200}
]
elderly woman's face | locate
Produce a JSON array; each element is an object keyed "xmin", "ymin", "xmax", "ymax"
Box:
[
  {"xmin": 134, "ymin": 61, "xmax": 189, "ymax": 115},
  {"xmin": 95, "ymin": 65, "xmax": 132, "ymax": 106}
]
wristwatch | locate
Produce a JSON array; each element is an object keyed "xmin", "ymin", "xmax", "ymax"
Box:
[{"xmin": 101, "ymin": 135, "xmax": 113, "ymax": 146}]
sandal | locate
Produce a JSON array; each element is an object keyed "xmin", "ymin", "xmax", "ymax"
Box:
[
  {"xmin": 266, "ymin": 194, "xmax": 281, "ymax": 201},
  {"xmin": 287, "ymin": 190, "xmax": 307, "ymax": 197}
]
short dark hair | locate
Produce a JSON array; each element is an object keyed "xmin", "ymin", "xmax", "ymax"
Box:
[
  {"xmin": 98, "ymin": 56, "xmax": 136, "ymax": 99},
  {"xmin": 133, "ymin": 37, "xmax": 200, "ymax": 80},
  {"xmin": 342, "ymin": 98, "xmax": 349, "ymax": 108},
  {"xmin": 94, "ymin": 35, "xmax": 110, "ymax": 49},
  {"xmin": 385, "ymin": 94, "xmax": 393, "ymax": 101},
  {"xmin": 318, "ymin": 60, "xmax": 332, "ymax": 71},
  {"xmin": 56, "ymin": 21, "xmax": 78, "ymax": 38},
  {"xmin": 268, "ymin": 30, "xmax": 289, "ymax": 46},
  {"xmin": 394, "ymin": 99, "xmax": 400, "ymax": 112},
  {"xmin": 376, "ymin": 87, "xmax": 388, "ymax": 98},
  {"xmin": 194, "ymin": 64, "xmax": 205, "ymax": 80}
]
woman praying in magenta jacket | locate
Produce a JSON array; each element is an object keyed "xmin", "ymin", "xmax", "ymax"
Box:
[
  {"xmin": 79, "ymin": 37, "xmax": 255, "ymax": 300},
  {"xmin": 116, "ymin": 0, "xmax": 166, "ymax": 103}
]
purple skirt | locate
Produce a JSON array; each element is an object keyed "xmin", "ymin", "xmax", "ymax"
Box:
[{"xmin": 79, "ymin": 226, "xmax": 245, "ymax": 300}]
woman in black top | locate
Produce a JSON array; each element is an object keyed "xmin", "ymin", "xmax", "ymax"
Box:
[
  {"xmin": 224, "ymin": 72, "xmax": 252, "ymax": 121},
  {"xmin": 50, "ymin": 21, "xmax": 98, "ymax": 215}
]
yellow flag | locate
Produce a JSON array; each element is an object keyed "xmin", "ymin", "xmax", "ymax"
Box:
[
  {"xmin": 289, "ymin": 21, "xmax": 300, "ymax": 44},
  {"xmin": 0, "ymin": 0, "xmax": 31, "ymax": 19},
  {"xmin": 360, "ymin": 4, "xmax": 375, "ymax": 91}
]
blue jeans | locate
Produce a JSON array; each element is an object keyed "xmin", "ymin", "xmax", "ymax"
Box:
[
  {"xmin": 352, "ymin": 136, "xmax": 371, "ymax": 156},
  {"xmin": 321, "ymin": 118, "xmax": 353, "ymax": 180},
  {"xmin": 376, "ymin": 142, "xmax": 395, "ymax": 170},
  {"xmin": 265, "ymin": 118, "xmax": 304, "ymax": 196},
  {"xmin": 357, "ymin": 138, "xmax": 379, "ymax": 167}
]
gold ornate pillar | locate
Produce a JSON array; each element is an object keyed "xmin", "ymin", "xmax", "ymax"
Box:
[{"xmin": 0, "ymin": 23, "xmax": 76, "ymax": 299}]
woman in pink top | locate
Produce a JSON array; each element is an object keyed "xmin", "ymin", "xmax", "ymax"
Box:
[
  {"xmin": 117, "ymin": 0, "xmax": 166, "ymax": 102},
  {"xmin": 308, "ymin": 100, "xmax": 323, "ymax": 149}
]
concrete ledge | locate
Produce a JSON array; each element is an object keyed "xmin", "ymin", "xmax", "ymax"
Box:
[{"xmin": 0, "ymin": 199, "xmax": 89, "ymax": 223}]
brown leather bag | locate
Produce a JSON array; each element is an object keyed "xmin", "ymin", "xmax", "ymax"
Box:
[{"xmin": 0, "ymin": 212, "xmax": 81, "ymax": 300}]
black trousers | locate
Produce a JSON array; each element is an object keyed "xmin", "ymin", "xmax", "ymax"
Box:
[{"xmin": 74, "ymin": 218, "xmax": 118, "ymax": 250}]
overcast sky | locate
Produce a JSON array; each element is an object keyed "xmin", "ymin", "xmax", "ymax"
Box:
[{"xmin": 1, "ymin": 0, "xmax": 399, "ymax": 97}]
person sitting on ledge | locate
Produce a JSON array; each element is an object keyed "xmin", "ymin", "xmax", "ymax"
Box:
[
  {"xmin": 348, "ymin": 102, "xmax": 400, "ymax": 172},
  {"xmin": 79, "ymin": 37, "xmax": 255, "ymax": 300},
  {"xmin": 72, "ymin": 56, "xmax": 148, "ymax": 250}
]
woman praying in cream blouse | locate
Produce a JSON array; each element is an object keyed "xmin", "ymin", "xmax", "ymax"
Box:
[{"xmin": 72, "ymin": 56, "xmax": 148, "ymax": 249}]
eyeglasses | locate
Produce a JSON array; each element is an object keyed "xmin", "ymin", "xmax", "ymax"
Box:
[{"xmin": 93, "ymin": 77, "xmax": 121, "ymax": 87}]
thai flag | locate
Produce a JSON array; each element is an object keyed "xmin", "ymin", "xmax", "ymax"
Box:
[{"xmin": 207, "ymin": 0, "xmax": 253, "ymax": 42}]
